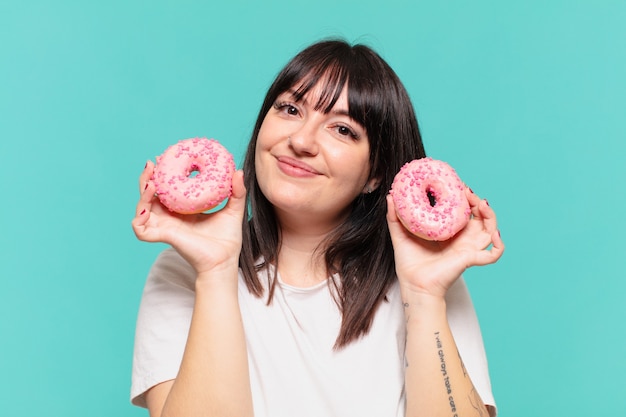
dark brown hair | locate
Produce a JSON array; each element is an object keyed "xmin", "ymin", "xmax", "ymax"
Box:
[{"xmin": 239, "ymin": 39, "xmax": 426, "ymax": 348}]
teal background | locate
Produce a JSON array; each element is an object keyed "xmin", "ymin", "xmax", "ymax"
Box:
[{"xmin": 1, "ymin": 0, "xmax": 624, "ymax": 415}]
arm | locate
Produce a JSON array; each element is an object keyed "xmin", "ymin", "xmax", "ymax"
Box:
[
  {"xmin": 387, "ymin": 189, "xmax": 503, "ymax": 417},
  {"xmin": 152, "ymin": 266, "xmax": 252, "ymax": 417},
  {"xmin": 131, "ymin": 163, "xmax": 253, "ymax": 417},
  {"xmin": 402, "ymin": 292, "xmax": 490, "ymax": 417}
]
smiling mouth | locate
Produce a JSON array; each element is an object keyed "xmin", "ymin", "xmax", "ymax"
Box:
[{"xmin": 276, "ymin": 156, "xmax": 321, "ymax": 177}]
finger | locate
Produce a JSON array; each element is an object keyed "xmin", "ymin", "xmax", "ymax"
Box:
[
  {"xmin": 138, "ymin": 160, "xmax": 155, "ymax": 194},
  {"xmin": 138, "ymin": 176, "xmax": 158, "ymax": 210},
  {"xmin": 385, "ymin": 194, "xmax": 408, "ymax": 238},
  {"xmin": 131, "ymin": 211, "xmax": 148, "ymax": 238},
  {"xmin": 473, "ymin": 229, "xmax": 505, "ymax": 266},
  {"xmin": 465, "ymin": 187, "xmax": 482, "ymax": 219},
  {"xmin": 477, "ymin": 198, "xmax": 498, "ymax": 233},
  {"xmin": 223, "ymin": 170, "xmax": 247, "ymax": 215},
  {"xmin": 132, "ymin": 177, "xmax": 158, "ymax": 232},
  {"xmin": 231, "ymin": 170, "xmax": 246, "ymax": 200},
  {"xmin": 386, "ymin": 194, "xmax": 432, "ymax": 248},
  {"xmin": 386, "ymin": 194, "xmax": 399, "ymax": 223},
  {"xmin": 385, "ymin": 195, "xmax": 406, "ymax": 244},
  {"xmin": 131, "ymin": 204, "xmax": 151, "ymax": 240}
]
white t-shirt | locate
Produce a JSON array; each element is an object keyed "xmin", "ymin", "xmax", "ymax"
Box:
[{"xmin": 131, "ymin": 248, "xmax": 496, "ymax": 416}]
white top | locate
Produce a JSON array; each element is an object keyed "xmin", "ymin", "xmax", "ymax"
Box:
[{"xmin": 131, "ymin": 248, "xmax": 496, "ymax": 416}]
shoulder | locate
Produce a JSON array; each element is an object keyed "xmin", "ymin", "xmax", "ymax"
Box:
[
  {"xmin": 131, "ymin": 248, "xmax": 196, "ymax": 407},
  {"xmin": 445, "ymin": 277, "xmax": 497, "ymax": 411},
  {"xmin": 135, "ymin": 248, "xmax": 198, "ymax": 328}
]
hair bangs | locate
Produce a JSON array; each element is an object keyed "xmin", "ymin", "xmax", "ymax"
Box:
[
  {"xmin": 290, "ymin": 61, "xmax": 349, "ymax": 115},
  {"xmin": 292, "ymin": 64, "xmax": 382, "ymax": 136}
]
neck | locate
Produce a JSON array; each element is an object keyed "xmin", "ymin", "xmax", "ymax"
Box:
[{"xmin": 275, "ymin": 217, "xmax": 337, "ymax": 288}]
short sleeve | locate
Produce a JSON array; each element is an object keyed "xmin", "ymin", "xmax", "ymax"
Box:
[
  {"xmin": 446, "ymin": 278, "xmax": 497, "ymax": 417},
  {"xmin": 130, "ymin": 248, "xmax": 196, "ymax": 408}
]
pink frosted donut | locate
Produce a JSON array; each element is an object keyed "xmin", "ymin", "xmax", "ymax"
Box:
[
  {"xmin": 390, "ymin": 157, "xmax": 470, "ymax": 241},
  {"xmin": 152, "ymin": 137, "xmax": 235, "ymax": 214}
]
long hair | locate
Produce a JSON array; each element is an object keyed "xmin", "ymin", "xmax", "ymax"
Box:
[{"xmin": 239, "ymin": 39, "xmax": 426, "ymax": 348}]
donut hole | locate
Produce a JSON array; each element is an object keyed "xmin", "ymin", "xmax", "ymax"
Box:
[
  {"xmin": 426, "ymin": 187, "xmax": 437, "ymax": 207},
  {"xmin": 187, "ymin": 164, "xmax": 201, "ymax": 178}
]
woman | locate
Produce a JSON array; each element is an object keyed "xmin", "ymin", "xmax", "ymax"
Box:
[{"xmin": 131, "ymin": 39, "xmax": 504, "ymax": 417}]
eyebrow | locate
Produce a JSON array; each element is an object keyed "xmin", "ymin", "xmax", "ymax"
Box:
[{"xmin": 331, "ymin": 109, "xmax": 351, "ymax": 117}]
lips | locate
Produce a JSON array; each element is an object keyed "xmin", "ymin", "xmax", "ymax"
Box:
[{"xmin": 276, "ymin": 156, "xmax": 322, "ymax": 177}]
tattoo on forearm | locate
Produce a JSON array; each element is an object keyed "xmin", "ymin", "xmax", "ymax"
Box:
[
  {"xmin": 435, "ymin": 332, "xmax": 488, "ymax": 416},
  {"xmin": 403, "ymin": 302, "xmax": 410, "ymax": 322},
  {"xmin": 435, "ymin": 332, "xmax": 458, "ymax": 416},
  {"xmin": 470, "ymin": 388, "xmax": 487, "ymax": 417}
]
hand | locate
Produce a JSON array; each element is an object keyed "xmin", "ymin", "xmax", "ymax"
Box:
[
  {"xmin": 131, "ymin": 161, "xmax": 247, "ymax": 275},
  {"xmin": 386, "ymin": 188, "xmax": 504, "ymax": 298}
]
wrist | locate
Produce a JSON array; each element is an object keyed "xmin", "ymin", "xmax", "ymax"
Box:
[
  {"xmin": 398, "ymin": 279, "xmax": 448, "ymax": 302},
  {"xmin": 400, "ymin": 288, "xmax": 447, "ymax": 324},
  {"xmin": 195, "ymin": 263, "xmax": 240, "ymax": 292}
]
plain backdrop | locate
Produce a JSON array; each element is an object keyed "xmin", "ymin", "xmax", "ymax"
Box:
[{"xmin": 1, "ymin": 1, "xmax": 624, "ymax": 416}]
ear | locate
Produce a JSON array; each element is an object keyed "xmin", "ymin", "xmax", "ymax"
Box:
[{"xmin": 362, "ymin": 177, "xmax": 382, "ymax": 194}]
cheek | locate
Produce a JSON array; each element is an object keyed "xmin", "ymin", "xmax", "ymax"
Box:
[
  {"xmin": 256, "ymin": 125, "xmax": 269, "ymax": 151},
  {"xmin": 254, "ymin": 144, "xmax": 269, "ymax": 188},
  {"xmin": 336, "ymin": 146, "xmax": 371, "ymax": 181},
  {"xmin": 255, "ymin": 123, "xmax": 275, "ymax": 166},
  {"xmin": 256, "ymin": 112, "xmax": 275, "ymax": 147}
]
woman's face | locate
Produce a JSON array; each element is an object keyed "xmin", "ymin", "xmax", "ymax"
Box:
[{"xmin": 255, "ymin": 81, "xmax": 377, "ymax": 227}]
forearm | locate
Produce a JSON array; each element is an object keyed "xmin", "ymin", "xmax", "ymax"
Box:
[
  {"xmin": 403, "ymin": 291, "xmax": 488, "ymax": 417},
  {"xmin": 161, "ymin": 266, "xmax": 253, "ymax": 417}
]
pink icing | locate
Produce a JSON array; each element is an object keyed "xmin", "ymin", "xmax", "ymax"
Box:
[
  {"xmin": 152, "ymin": 137, "xmax": 235, "ymax": 214},
  {"xmin": 390, "ymin": 157, "xmax": 470, "ymax": 241}
]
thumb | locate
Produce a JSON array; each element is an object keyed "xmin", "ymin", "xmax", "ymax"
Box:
[
  {"xmin": 386, "ymin": 194, "xmax": 405, "ymax": 235},
  {"xmin": 224, "ymin": 170, "xmax": 247, "ymax": 213}
]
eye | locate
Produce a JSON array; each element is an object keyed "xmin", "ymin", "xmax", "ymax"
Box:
[
  {"xmin": 286, "ymin": 105, "xmax": 298, "ymax": 116},
  {"xmin": 334, "ymin": 124, "xmax": 359, "ymax": 139},
  {"xmin": 273, "ymin": 101, "xmax": 300, "ymax": 116}
]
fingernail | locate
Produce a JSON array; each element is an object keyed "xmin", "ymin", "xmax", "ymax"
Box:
[
  {"xmin": 469, "ymin": 187, "xmax": 474, "ymax": 194},
  {"xmin": 144, "ymin": 182, "xmax": 149, "ymax": 190},
  {"xmin": 485, "ymin": 199, "xmax": 489, "ymax": 206},
  {"xmin": 498, "ymin": 229, "xmax": 501, "ymax": 237},
  {"xmin": 140, "ymin": 209, "xmax": 146, "ymax": 215},
  {"xmin": 144, "ymin": 162, "xmax": 147, "ymax": 169}
]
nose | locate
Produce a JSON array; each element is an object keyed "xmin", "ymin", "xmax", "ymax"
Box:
[{"xmin": 288, "ymin": 125, "xmax": 319, "ymax": 156}]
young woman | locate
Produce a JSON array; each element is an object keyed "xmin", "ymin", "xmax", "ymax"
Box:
[{"xmin": 131, "ymin": 39, "xmax": 504, "ymax": 417}]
